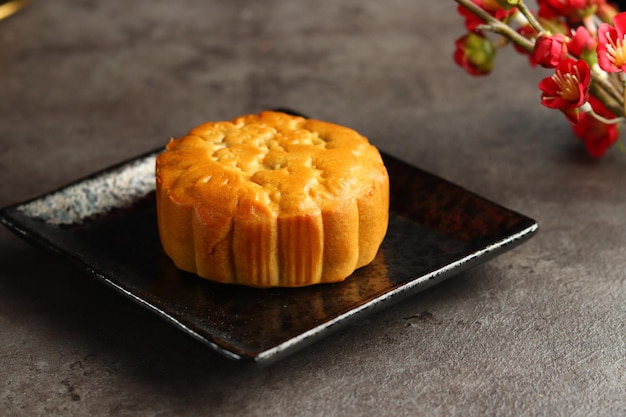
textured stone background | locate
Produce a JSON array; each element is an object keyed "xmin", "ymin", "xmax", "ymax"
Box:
[{"xmin": 1, "ymin": 1, "xmax": 625, "ymax": 416}]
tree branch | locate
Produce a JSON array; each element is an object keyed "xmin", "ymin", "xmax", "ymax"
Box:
[{"xmin": 454, "ymin": 0, "xmax": 535, "ymax": 53}]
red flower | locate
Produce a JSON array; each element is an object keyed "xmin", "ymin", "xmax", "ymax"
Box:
[
  {"xmin": 572, "ymin": 96, "xmax": 619, "ymax": 157},
  {"xmin": 538, "ymin": 0, "xmax": 605, "ymax": 23},
  {"xmin": 537, "ymin": 0, "xmax": 561, "ymax": 20},
  {"xmin": 454, "ymin": 32, "xmax": 497, "ymax": 76},
  {"xmin": 567, "ymin": 26, "xmax": 597, "ymax": 59},
  {"xmin": 538, "ymin": 59, "xmax": 591, "ymax": 122},
  {"xmin": 597, "ymin": 12, "xmax": 626, "ymax": 72},
  {"xmin": 532, "ymin": 33, "xmax": 569, "ymax": 68},
  {"xmin": 457, "ymin": 0, "xmax": 516, "ymax": 31}
]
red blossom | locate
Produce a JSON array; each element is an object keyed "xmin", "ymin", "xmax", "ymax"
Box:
[
  {"xmin": 538, "ymin": 0, "xmax": 606, "ymax": 23},
  {"xmin": 457, "ymin": 0, "xmax": 516, "ymax": 31},
  {"xmin": 532, "ymin": 33, "xmax": 569, "ymax": 68},
  {"xmin": 537, "ymin": 0, "xmax": 562, "ymax": 20},
  {"xmin": 538, "ymin": 59, "xmax": 591, "ymax": 123},
  {"xmin": 597, "ymin": 12, "xmax": 626, "ymax": 72},
  {"xmin": 567, "ymin": 26, "xmax": 597, "ymax": 59},
  {"xmin": 572, "ymin": 96, "xmax": 620, "ymax": 157},
  {"xmin": 454, "ymin": 32, "xmax": 497, "ymax": 76}
]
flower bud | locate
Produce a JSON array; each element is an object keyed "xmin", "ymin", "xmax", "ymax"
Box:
[
  {"xmin": 532, "ymin": 33, "xmax": 569, "ymax": 68},
  {"xmin": 454, "ymin": 32, "xmax": 497, "ymax": 76}
]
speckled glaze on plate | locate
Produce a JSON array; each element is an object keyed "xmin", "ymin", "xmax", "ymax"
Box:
[{"xmin": 0, "ymin": 134, "xmax": 538, "ymax": 364}]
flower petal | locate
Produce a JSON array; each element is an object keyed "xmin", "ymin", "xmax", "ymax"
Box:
[{"xmin": 613, "ymin": 11, "xmax": 626, "ymax": 39}]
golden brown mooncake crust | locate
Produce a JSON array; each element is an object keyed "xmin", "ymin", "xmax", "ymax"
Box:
[{"xmin": 156, "ymin": 111, "xmax": 389, "ymax": 287}]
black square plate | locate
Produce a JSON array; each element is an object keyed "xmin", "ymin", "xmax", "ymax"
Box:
[{"xmin": 0, "ymin": 147, "xmax": 537, "ymax": 364}]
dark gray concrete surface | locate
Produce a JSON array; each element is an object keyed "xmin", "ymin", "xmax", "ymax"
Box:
[{"xmin": 1, "ymin": 1, "xmax": 625, "ymax": 416}]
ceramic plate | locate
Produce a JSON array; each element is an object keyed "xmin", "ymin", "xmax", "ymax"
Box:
[{"xmin": 0, "ymin": 142, "xmax": 538, "ymax": 364}]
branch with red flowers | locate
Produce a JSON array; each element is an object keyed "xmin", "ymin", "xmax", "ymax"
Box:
[
  {"xmin": 455, "ymin": 0, "xmax": 535, "ymax": 51},
  {"xmin": 453, "ymin": 0, "xmax": 626, "ymax": 158}
]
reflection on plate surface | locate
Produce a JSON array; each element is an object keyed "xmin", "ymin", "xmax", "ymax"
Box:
[{"xmin": 0, "ymin": 146, "xmax": 537, "ymax": 364}]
